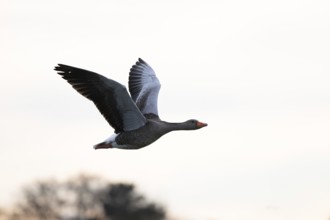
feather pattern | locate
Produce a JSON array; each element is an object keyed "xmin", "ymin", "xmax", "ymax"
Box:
[
  {"xmin": 55, "ymin": 64, "xmax": 146, "ymax": 133},
  {"xmin": 129, "ymin": 58, "xmax": 161, "ymax": 118}
]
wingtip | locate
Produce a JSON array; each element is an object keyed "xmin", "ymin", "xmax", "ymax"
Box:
[
  {"xmin": 54, "ymin": 63, "xmax": 64, "ymax": 70},
  {"xmin": 138, "ymin": 58, "xmax": 146, "ymax": 64},
  {"xmin": 54, "ymin": 64, "xmax": 60, "ymax": 71},
  {"xmin": 54, "ymin": 64, "xmax": 74, "ymax": 73}
]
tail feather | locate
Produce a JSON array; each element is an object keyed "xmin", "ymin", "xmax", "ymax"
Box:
[{"xmin": 94, "ymin": 142, "xmax": 112, "ymax": 150}]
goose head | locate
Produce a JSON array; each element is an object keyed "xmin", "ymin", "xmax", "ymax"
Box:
[{"xmin": 185, "ymin": 119, "xmax": 208, "ymax": 130}]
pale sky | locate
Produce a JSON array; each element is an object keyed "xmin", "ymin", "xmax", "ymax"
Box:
[{"xmin": 1, "ymin": 0, "xmax": 330, "ymax": 219}]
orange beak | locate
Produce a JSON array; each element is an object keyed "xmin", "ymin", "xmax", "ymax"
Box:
[{"xmin": 197, "ymin": 121, "xmax": 208, "ymax": 128}]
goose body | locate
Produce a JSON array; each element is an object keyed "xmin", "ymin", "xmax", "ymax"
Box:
[{"xmin": 55, "ymin": 58, "xmax": 207, "ymax": 150}]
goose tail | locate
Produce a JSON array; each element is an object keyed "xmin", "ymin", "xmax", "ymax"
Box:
[{"xmin": 93, "ymin": 142, "xmax": 113, "ymax": 150}]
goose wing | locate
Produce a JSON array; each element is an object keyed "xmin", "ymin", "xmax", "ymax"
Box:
[
  {"xmin": 55, "ymin": 64, "xmax": 147, "ymax": 133},
  {"xmin": 129, "ymin": 58, "xmax": 161, "ymax": 119}
]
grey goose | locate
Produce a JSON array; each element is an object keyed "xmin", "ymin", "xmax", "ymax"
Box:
[{"xmin": 55, "ymin": 58, "xmax": 207, "ymax": 150}]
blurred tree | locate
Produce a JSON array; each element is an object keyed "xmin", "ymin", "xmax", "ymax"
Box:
[
  {"xmin": 7, "ymin": 174, "xmax": 166, "ymax": 220},
  {"xmin": 15, "ymin": 180, "xmax": 64, "ymax": 220},
  {"xmin": 101, "ymin": 183, "xmax": 166, "ymax": 220},
  {"xmin": 65, "ymin": 174, "xmax": 106, "ymax": 220}
]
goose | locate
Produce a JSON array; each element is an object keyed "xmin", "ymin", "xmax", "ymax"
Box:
[{"xmin": 55, "ymin": 58, "xmax": 207, "ymax": 150}]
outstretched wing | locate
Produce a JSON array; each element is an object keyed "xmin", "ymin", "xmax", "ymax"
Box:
[
  {"xmin": 55, "ymin": 64, "xmax": 146, "ymax": 133},
  {"xmin": 128, "ymin": 58, "xmax": 161, "ymax": 119}
]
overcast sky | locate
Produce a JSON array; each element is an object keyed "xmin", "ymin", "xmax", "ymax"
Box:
[{"xmin": 1, "ymin": 0, "xmax": 330, "ymax": 219}]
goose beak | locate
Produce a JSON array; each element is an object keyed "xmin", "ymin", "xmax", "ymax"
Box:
[{"xmin": 197, "ymin": 121, "xmax": 208, "ymax": 128}]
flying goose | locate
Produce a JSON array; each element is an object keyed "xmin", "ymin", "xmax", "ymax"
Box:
[{"xmin": 55, "ymin": 58, "xmax": 207, "ymax": 150}]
